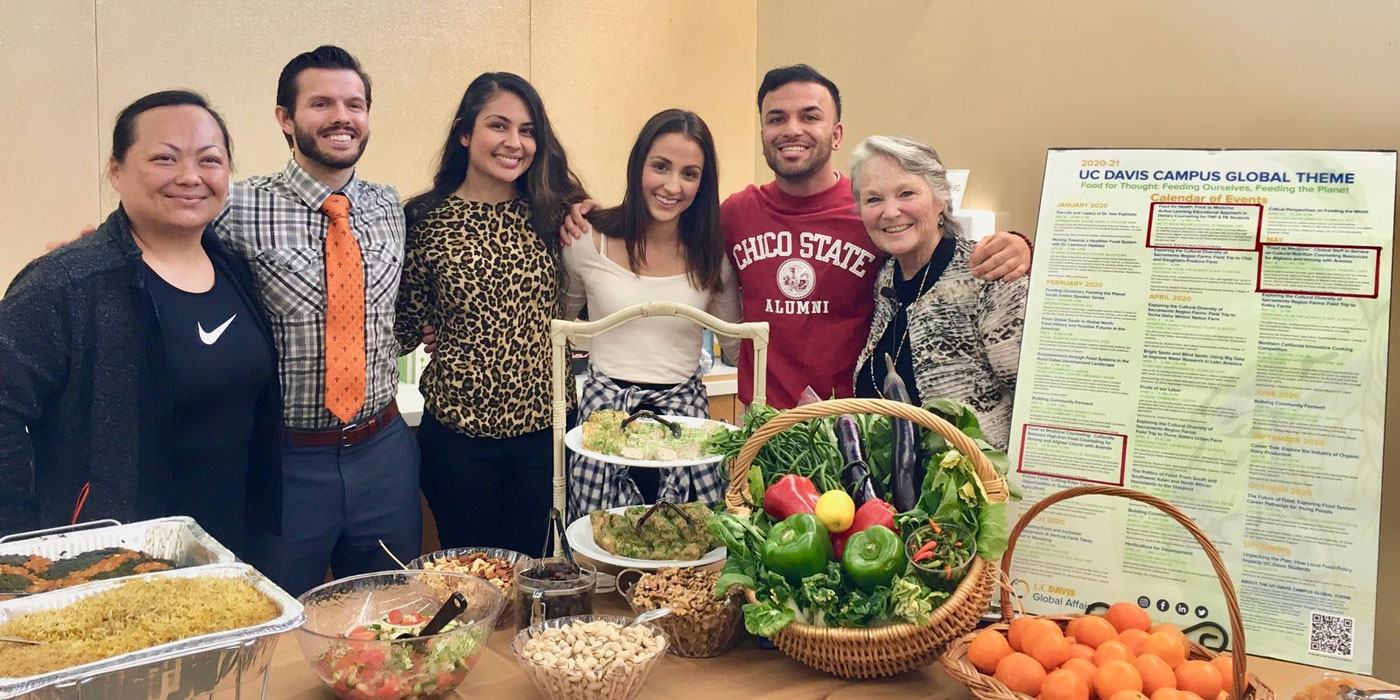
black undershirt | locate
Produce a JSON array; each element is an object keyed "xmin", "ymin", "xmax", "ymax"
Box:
[
  {"xmin": 145, "ymin": 262, "xmax": 273, "ymax": 556},
  {"xmin": 854, "ymin": 236, "xmax": 957, "ymax": 406}
]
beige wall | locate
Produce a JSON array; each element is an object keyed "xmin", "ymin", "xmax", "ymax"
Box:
[
  {"xmin": 756, "ymin": 0, "xmax": 1400, "ymax": 679},
  {"xmin": 0, "ymin": 0, "xmax": 758, "ymax": 284}
]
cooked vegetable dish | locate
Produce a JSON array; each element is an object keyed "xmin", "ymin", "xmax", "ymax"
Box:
[
  {"xmin": 581, "ymin": 410, "xmax": 725, "ymax": 461},
  {"xmin": 590, "ymin": 502, "xmax": 718, "ymax": 561},
  {"xmin": 0, "ymin": 547, "xmax": 176, "ymax": 599}
]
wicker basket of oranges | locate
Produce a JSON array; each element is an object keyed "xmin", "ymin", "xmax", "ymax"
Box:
[{"xmin": 941, "ymin": 485, "xmax": 1275, "ymax": 700}]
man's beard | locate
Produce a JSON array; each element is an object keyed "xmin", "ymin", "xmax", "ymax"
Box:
[
  {"xmin": 293, "ymin": 123, "xmax": 369, "ymax": 170},
  {"xmin": 763, "ymin": 139, "xmax": 832, "ymax": 181}
]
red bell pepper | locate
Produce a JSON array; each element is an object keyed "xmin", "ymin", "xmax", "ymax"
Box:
[
  {"xmin": 762, "ymin": 474, "xmax": 821, "ymax": 521},
  {"xmin": 831, "ymin": 499, "xmax": 897, "ymax": 558}
]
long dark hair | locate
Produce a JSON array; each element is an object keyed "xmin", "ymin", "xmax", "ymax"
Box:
[
  {"xmin": 405, "ymin": 72, "xmax": 585, "ymax": 241},
  {"xmin": 586, "ymin": 109, "xmax": 723, "ymax": 292}
]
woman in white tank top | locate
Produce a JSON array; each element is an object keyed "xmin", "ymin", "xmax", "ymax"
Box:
[{"xmin": 561, "ymin": 109, "xmax": 740, "ymax": 519}]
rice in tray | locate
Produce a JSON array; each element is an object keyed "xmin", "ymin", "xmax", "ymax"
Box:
[{"xmin": 0, "ymin": 576, "xmax": 280, "ymax": 676}]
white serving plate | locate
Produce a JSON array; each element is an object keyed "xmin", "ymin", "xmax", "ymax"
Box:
[
  {"xmin": 565, "ymin": 507, "xmax": 725, "ymax": 569},
  {"xmin": 565, "ymin": 415, "xmax": 736, "ymax": 468}
]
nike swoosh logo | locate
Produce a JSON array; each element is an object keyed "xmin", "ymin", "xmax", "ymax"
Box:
[{"xmin": 198, "ymin": 315, "xmax": 237, "ymax": 345}]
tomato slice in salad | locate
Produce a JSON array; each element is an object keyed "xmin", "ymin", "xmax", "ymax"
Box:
[{"xmin": 347, "ymin": 626, "xmax": 378, "ymax": 641}]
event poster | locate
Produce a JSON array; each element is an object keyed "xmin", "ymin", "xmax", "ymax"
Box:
[{"xmin": 1006, "ymin": 149, "xmax": 1395, "ymax": 673}]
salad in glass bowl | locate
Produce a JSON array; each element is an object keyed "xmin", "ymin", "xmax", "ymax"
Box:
[{"xmin": 295, "ymin": 571, "xmax": 504, "ymax": 700}]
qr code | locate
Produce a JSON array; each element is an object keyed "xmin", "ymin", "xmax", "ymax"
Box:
[{"xmin": 1308, "ymin": 611, "xmax": 1354, "ymax": 659}]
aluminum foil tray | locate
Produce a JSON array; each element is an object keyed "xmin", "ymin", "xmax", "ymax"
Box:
[
  {"xmin": 0, "ymin": 516, "xmax": 237, "ymax": 570},
  {"xmin": 0, "ymin": 562, "xmax": 304, "ymax": 699}
]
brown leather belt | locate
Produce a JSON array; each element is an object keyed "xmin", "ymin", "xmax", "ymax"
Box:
[{"xmin": 284, "ymin": 400, "xmax": 401, "ymax": 448}]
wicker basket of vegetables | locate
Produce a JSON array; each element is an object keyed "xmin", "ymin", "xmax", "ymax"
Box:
[{"xmin": 710, "ymin": 397, "xmax": 1012, "ymax": 678}]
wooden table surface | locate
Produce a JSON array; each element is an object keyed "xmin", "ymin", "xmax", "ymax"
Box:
[{"xmin": 264, "ymin": 592, "xmax": 1385, "ymax": 699}]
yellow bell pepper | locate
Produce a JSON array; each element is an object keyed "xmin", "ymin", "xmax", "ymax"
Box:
[{"xmin": 814, "ymin": 490, "xmax": 856, "ymax": 533}]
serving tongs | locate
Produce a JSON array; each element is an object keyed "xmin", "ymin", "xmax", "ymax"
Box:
[
  {"xmin": 635, "ymin": 498, "xmax": 699, "ymax": 535},
  {"xmin": 543, "ymin": 508, "xmax": 581, "ymax": 575},
  {"xmin": 620, "ymin": 409, "xmax": 683, "ymax": 438},
  {"xmin": 394, "ymin": 591, "xmax": 469, "ymax": 640},
  {"xmin": 1340, "ymin": 686, "xmax": 1400, "ymax": 700}
]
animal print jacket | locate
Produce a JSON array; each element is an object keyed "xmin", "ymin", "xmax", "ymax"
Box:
[{"xmin": 853, "ymin": 236, "xmax": 1028, "ymax": 449}]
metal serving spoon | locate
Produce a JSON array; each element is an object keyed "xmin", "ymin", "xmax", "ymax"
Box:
[{"xmin": 628, "ymin": 607, "xmax": 672, "ymax": 627}]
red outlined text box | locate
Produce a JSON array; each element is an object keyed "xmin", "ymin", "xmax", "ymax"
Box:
[
  {"xmin": 1255, "ymin": 242, "xmax": 1382, "ymax": 299},
  {"xmin": 1146, "ymin": 202, "xmax": 1263, "ymax": 252},
  {"xmin": 1017, "ymin": 424, "xmax": 1128, "ymax": 486}
]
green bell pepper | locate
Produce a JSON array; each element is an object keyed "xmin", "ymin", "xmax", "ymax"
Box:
[
  {"xmin": 761, "ymin": 513, "xmax": 833, "ymax": 582},
  {"xmin": 840, "ymin": 525, "xmax": 905, "ymax": 593}
]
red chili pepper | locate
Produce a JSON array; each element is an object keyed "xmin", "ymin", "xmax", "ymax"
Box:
[{"xmin": 912, "ymin": 540, "xmax": 938, "ymax": 563}]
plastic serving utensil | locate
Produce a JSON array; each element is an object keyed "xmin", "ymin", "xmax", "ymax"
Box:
[{"xmin": 395, "ymin": 592, "xmax": 468, "ymax": 640}]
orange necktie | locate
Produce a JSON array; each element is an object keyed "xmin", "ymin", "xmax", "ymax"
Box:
[{"xmin": 321, "ymin": 194, "xmax": 366, "ymax": 423}]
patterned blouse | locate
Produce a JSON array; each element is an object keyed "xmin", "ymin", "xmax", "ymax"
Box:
[
  {"xmin": 395, "ymin": 196, "xmax": 564, "ymax": 438},
  {"xmin": 853, "ymin": 236, "xmax": 1028, "ymax": 449}
]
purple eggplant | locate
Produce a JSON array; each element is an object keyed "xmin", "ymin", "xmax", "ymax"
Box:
[
  {"xmin": 884, "ymin": 353, "xmax": 921, "ymax": 512},
  {"xmin": 835, "ymin": 415, "xmax": 867, "ymax": 465},
  {"xmin": 842, "ymin": 458, "xmax": 879, "ymax": 508}
]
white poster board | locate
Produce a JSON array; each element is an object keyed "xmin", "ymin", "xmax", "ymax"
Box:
[{"xmin": 1007, "ymin": 149, "xmax": 1395, "ymax": 673}]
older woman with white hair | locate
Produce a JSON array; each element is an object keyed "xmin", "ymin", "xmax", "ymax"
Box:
[{"xmin": 850, "ymin": 135, "xmax": 1027, "ymax": 449}]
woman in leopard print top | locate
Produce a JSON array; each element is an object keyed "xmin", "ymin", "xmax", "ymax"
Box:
[
  {"xmin": 849, "ymin": 136, "xmax": 1027, "ymax": 449},
  {"xmin": 396, "ymin": 72, "xmax": 586, "ymax": 555}
]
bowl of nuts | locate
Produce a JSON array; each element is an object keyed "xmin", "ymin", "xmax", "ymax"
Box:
[
  {"xmin": 621, "ymin": 566, "xmax": 742, "ymax": 658},
  {"xmin": 511, "ymin": 615, "xmax": 668, "ymax": 700},
  {"xmin": 409, "ymin": 547, "xmax": 531, "ymax": 628}
]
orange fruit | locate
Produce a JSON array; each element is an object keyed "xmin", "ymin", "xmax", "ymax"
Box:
[
  {"xmin": 1008, "ymin": 616, "xmax": 1041, "ymax": 651},
  {"xmin": 1070, "ymin": 643, "xmax": 1096, "ymax": 660},
  {"xmin": 1136, "ymin": 653, "xmax": 1178, "ymax": 694},
  {"xmin": 967, "ymin": 629, "xmax": 1014, "ymax": 674},
  {"xmin": 1106, "ymin": 602, "xmax": 1153, "ymax": 632},
  {"xmin": 1209, "ymin": 656, "xmax": 1237, "ymax": 694},
  {"xmin": 1061, "ymin": 657, "xmax": 1098, "ymax": 686},
  {"xmin": 1175, "ymin": 660, "xmax": 1224, "ymax": 700},
  {"xmin": 1181, "ymin": 692, "xmax": 1206, "ymax": 700},
  {"xmin": 1151, "ymin": 690, "xmax": 1186, "ymax": 700},
  {"xmin": 1152, "ymin": 624, "xmax": 1188, "ymax": 647},
  {"xmin": 1021, "ymin": 618, "xmax": 1064, "ymax": 655},
  {"xmin": 995, "ymin": 652, "xmax": 1047, "ymax": 696},
  {"xmin": 1093, "ymin": 640, "xmax": 1137, "ymax": 666},
  {"xmin": 1141, "ymin": 630, "xmax": 1188, "ymax": 668},
  {"xmin": 1120, "ymin": 628, "xmax": 1150, "ymax": 654},
  {"xmin": 1109, "ymin": 692, "xmax": 1151, "ymax": 700},
  {"xmin": 1094, "ymin": 659, "xmax": 1144, "ymax": 700},
  {"xmin": 1068, "ymin": 615, "xmax": 1121, "ymax": 649},
  {"xmin": 1042, "ymin": 668, "xmax": 1092, "ymax": 700},
  {"xmin": 1028, "ymin": 632, "xmax": 1073, "ymax": 671}
]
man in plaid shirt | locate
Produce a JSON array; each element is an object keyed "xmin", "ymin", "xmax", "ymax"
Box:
[{"xmin": 216, "ymin": 46, "xmax": 420, "ymax": 596}]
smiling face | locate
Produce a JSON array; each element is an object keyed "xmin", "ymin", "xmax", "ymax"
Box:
[
  {"xmin": 278, "ymin": 67, "xmax": 370, "ymax": 173},
  {"xmin": 760, "ymin": 81, "xmax": 843, "ymax": 182},
  {"xmin": 855, "ymin": 155, "xmax": 945, "ymax": 264},
  {"xmin": 109, "ymin": 104, "xmax": 230, "ymax": 238},
  {"xmin": 640, "ymin": 132, "xmax": 705, "ymax": 225},
  {"xmin": 461, "ymin": 90, "xmax": 536, "ymax": 191}
]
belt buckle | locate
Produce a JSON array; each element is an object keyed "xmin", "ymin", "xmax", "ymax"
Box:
[{"xmin": 339, "ymin": 419, "xmax": 367, "ymax": 448}]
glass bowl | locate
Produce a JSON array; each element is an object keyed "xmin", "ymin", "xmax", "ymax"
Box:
[
  {"xmin": 295, "ymin": 570, "xmax": 504, "ymax": 700},
  {"xmin": 408, "ymin": 546, "xmax": 533, "ymax": 629},
  {"xmin": 511, "ymin": 614, "xmax": 668, "ymax": 700},
  {"xmin": 906, "ymin": 521, "xmax": 978, "ymax": 591}
]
